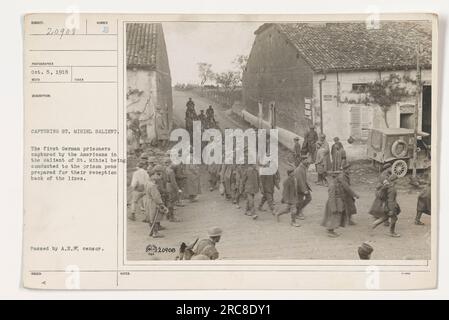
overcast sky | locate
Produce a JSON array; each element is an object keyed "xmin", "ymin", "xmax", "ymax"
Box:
[{"xmin": 162, "ymin": 22, "xmax": 261, "ymax": 84}]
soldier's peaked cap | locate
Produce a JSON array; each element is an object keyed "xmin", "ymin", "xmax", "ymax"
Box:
[{"xmin": 208, "ymin": 226, "xmax": 222, "ymax": 237}]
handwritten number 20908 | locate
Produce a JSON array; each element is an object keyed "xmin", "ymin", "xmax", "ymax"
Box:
[{"xmin": 46, "ymin": 28, "xmax": 76, "ymax": 39}]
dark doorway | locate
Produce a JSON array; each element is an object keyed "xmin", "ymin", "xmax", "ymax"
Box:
[{"xmin": 422, "ymin": 85, "xmax": 431, "ymax": 143}]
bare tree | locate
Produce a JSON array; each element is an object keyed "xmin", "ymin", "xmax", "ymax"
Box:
[
  {"xmin": 197, "ymin": 62, "xmax": 215, "ymax": 87},
  {"xmin": 232, "ymin": 54, "xmax": 249, "ymax": 86}
]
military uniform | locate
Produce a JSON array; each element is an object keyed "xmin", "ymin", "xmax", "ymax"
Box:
[
  {"xmin": 371, "ymin": 175, "xmax": 401, "ymax": 237},
  {"xmin": 193, "ymin": 238, "xmax": 219, "ymax": 260},
  {"xmin": 321, "ymin": 173, "xmax": 346, "ymax": 236},
  {"xmin": 416, "ymin": 184, "xmax": 431, "ymax": 225},
  {"xmin": 198, "ymin": 111, "xmax": 207, "ymax": 130},
  {"xmin": 191, "ymin": 227, "xmax": 222, "ymax": 260},
  {"xmin": 293, "ymin": 139, "xmax": 302, "ymax": 167},
  {"xmin": 294, "ymin": 162, "xmax": 312, "ymax": 219},
  {"xmin": 143, "ymin": 178, "xmax": 165, "ymax": 237},
  {"xmin": 276, "ymin": 170, "xmax": 299, "ymax": 225},
  {"xmin": 320, "ymin": 136, "xmax": 332, "ymax": 171},
  {"xmin": 384, "ymin": 183, "xmax": 401, "ymax": 236},
  {"xmin": 337, "ymin": 170, "xmax": 359, "ymax": 224},
  {"xmin": 206, "ymin": 106, "xmax": 214, "ymax": 119},
  {"xmin": 185, "ymin": 99, "xmax": 197, "ymax": 139},
  {"xmin": 242, "ymin": 165, "xmax": 260, "ymax": 218},
  {"xmin": 166, "ymin": 165, "xmax": 180, "ymax": 222},
  {"xmin": 331, "ymin": 141, "xmax": 344, "ymax": 170},
  {"xmin": 184, "ymin": 163, "xmax": 201, "ymax": 200},
  {"xmin": 378, "ymin": 168, "xmax": 392, "ymax": 185},
  {"xmin": 369, "ymin": 183, "xmax": 388, "ymax": 218},
  {"xmin": 129, "ymin": 166, "xmax": 150, "ymax": 220},
  {"xmin": 231, "ymin": 165, "xmax": 244, "ymax": 207},
  {"xmin": 315, "ymin": 146, "xmax": 328, "ymax": 185},
  {"xmin": 205, "ymin": 106, "xmax": 216, "ymax": 128},
  {"xmin": 174, "ymin": 163, "xmax": 186, "ymax": 195},
  {"xmin": 153, "ymin": 165, "xmax": 169, "ymax": 207},
  {"xmin": 258, "ymin": 170, "xmax": 280, "ymax": 213},
  {"xmin": 222, "ymin": 164, "xmax": 234, "ymax": 200},
  {"xmin": 303, "ymin": 129, "xmax": 318, "ymax": 162}
]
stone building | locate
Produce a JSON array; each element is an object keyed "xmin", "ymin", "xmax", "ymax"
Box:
[
  {"xmin": 242, "ymin": 21, "xmax": 432, "ymax": 147},
  {"xmin": 126, "ymin": 23, "xmax": 173, "ymax": 146}
]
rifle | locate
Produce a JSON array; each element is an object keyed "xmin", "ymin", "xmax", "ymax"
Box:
[
  {"xmin": 176, "ymin": 238, "xmax": 199, "ymax": 260},
  {"xmin": 149, "ymin": 204, "xmax": 168, "ymax": 236}
]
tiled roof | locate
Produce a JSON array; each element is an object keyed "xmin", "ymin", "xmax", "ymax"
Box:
[
  {"xmin": 260, "ymin": 22, "xmax": 432, "ymax": 72},
  {"xmin": 126, "ymin": 23, "xmax": 161, "ymax": 69}
]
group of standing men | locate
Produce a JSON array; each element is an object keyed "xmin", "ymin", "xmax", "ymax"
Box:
[
  {"xmin": 293, "ymin": 125, "xmax": 348, "ymax": 185},
  {"xmin": 206, "ymin": 123, "xmax": 431, "ymax": 239},
  {"xmin": 129, "ymin": 150, "xmax": 203, "ymax": 238},
  {"xmin": 185, "ymin": 97, "xmax": 217, "ymax": 136}
]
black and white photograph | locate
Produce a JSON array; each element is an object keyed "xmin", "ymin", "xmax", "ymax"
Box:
[
  {"xmin": 3, "ymin": 0, "xmax": 448, "ymax": 297},
  {"xmin": 125, "ymin": 19, "xmax": 433, "ymax": 261}
]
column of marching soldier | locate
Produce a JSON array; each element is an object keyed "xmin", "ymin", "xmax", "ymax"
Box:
[{"xmin": 128, "ymin": 99, "xmax": 431, "ymax": 260}]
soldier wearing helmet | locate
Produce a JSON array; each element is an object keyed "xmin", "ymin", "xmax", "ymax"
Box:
[{"xmin": 193, "ymin": 227, "xmax": 223, "ymax": 260}]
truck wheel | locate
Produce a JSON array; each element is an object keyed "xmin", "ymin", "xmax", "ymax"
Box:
[
  {"xmin": 392, "ymin": 160, "xmax": 408, "ymax": 178},
  {"xmin": 391, "ymin": 140, "xmax": 408, "ymax": 158}
]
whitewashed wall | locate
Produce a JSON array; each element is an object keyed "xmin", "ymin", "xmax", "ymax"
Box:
[{"xmin": 126, "ymin": 69, "xmax": 158, "ymax": 141}]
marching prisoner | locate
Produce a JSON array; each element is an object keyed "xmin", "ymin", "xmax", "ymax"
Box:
[
  {"xmin": 221, "ymin": 164, "xmax": 234, "ymax": 200},
  {"xmin": 371, "ymin": 174, "xmax": 402, "ymax": 238},
  {"xmin": 303, "ymin": 125, "xmax": 318, "ymax": 162},
  {"xmin": 166, "ymin": 161, "xmax": 182, "ymax": 222},
  {"xmin": 242, "ymin": 163, "xmax": 260, "ymax": 219},
  {"xmin": 275, "ymin": 167, "xmax": 300, "ymax": 227},
  {"xmin": 231, "ymin": 164, "xmax": 244, "ymax": 209},
  {"xmin": 198, "ymin": 110, "xmax": 207, "ymax": 129},
  {"xmin": 144, "ymin": 173, "xmax": 167, "ymax": 238},
  {"xmin": 293, "ymin": 137, "xmax": 302, "ymax": 167},
  {"xmin": 376, "ymin": 162, "xmax": 393, "ymax": 227},
  {"xmin": 315, "ymin": 141, "xmax": 328, "ymax": 186},
  {"xmin": 258, "ymin": 163, "xmax": 280, "ymax": 215},
  {"xmin": 129, "ymin": 160, "xmax": 150, "ymax": 221},
  {"xmin": 319, "ymin": 133, "xmax": 332, "ymax": 171},
  {"xmin": 206, "ymin": 105, "xmax": 216, "ymax": 128},
  {"xmin": 331, "ymin": 137, "xmax": 344, "ymax": 170},
  {"xmin": 152, "ymin": 164, "xmax": 169, "ymax": 212},
  {"xmin": 184, "ymin": 162, "xmax": 201, "ymax": 202},
  {"xmin": 415, "ymin": 179, "xmax": 431, "ymax": 225},
  {"xmin": 338, "ymin": 164, "xmax": 359, "ymax": 226},
  {"xmin": 321, "ymin": 171, "xmax": 346, "ymax": 238},
  {"xmin": 294, "ymin": 158, "xmax": 312, "ymax": 220}
]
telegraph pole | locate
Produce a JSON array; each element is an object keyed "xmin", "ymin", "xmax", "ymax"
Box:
[{"xmin": 412, "ymin": 42, "xmax": 422, "ymax": 180}]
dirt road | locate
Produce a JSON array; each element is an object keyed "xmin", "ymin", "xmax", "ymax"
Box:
[{"xmin": 126, "ymin": 89, "xmax": 431, "ymax": 261}]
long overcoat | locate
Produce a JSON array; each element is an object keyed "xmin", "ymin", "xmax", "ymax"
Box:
[
  {"xmin": 184, "ymin": 164, "xmax": 201, "ymax": 196},
  {"xmin": 321, "ymin": 177, "xmax": 346, "ymax": 229}
]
